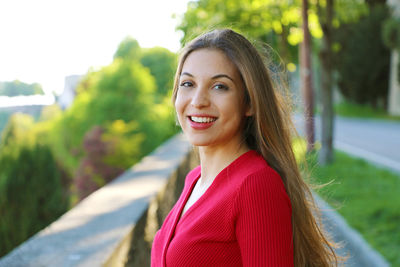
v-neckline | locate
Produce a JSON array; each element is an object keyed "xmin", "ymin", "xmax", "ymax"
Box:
[
  {"xmin": 176, "ymin": 150, "xmax": 256, "ymax": 225},
  {"xmin": 161, "ymin": 150, "xmax": 257, "ymax": 266},
  {"xmin": 177, "ymin": 172, "xmax": 202, "ymax": 224}
]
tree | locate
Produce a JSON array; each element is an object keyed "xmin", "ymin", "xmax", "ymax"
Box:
[
  {"xmin": 140, "ymin": 47, "xmax": 177, "ymax": 99},
  {"xmin": 300, "ymin": 0, "xmax": 316, "ymax": 153},
  {"xmin": 315, "ymin": 0, "xmax": 368, "ymax": 164},
  {"xmin": 113, "ymin": 37, "xmax": 141, "ymax": 61},
  {"xmin": 0, "ymin": 80, "xmax": 44, "ymax": 96},
  {"xmin": 332, "ymin": 3, "xmax": 390, "ymax": 109},
  {"xmin": 0, "ymin": 144, "xmax": 68, "ymax": 256},
  {"xmin": 383, "ymin": 2, "xmax": 400, "ymax": 116},
  {"xmin": 317, "ymin": 0, "xmax": 335, "ymax": 164},
  {"xmin": 176, "ymin": 0, "xmax": 303, "ymax": 66}
]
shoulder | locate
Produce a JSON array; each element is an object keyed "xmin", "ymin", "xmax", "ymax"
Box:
[
  {"xmin": 230, "ymin": 151, "xmax": 291, "ymax": 212},
  {"xmin": 227, "ymin": 150, "xmax": 283, "ymax": 188}
]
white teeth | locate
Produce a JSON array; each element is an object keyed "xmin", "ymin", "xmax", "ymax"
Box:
[{"xmin": 191, "ymin": 116, "xmax": 217, "ymax": 123}]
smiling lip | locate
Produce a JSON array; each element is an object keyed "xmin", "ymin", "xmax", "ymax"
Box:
[{"xmin": 187, "ymin": 114, "xmax": 217, "ymax": 130}]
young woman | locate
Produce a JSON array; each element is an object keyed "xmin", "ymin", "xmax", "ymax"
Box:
[{"xmin": 151, "ymin": 28, "xmax": 338, "ymax": 267}]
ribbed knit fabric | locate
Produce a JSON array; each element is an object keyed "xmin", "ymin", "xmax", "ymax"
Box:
[{"xmin": 151, "ymin": 150, "xmax": 293, "ymax": 266}]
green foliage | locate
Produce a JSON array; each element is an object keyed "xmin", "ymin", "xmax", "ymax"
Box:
[
  {"xmin": 46, "ymin": 42, "xmax": 178, "ymax": 175},
  {"xmin": 382, "ymin": 17, "xmax": 400, "ymax": 50},
  {"xmin": 0, "ymin": 143, "xmax": 68, "ymax": 257},
  {"xmin": 0, "ymin": 113, "xmax": 35, "ymax": 152},
  {"xmin": 140, "ymin": 47, "xmax": 177, "ymax": 99},
  {"xmin": 102, "ymin": 120, "xmax": 145, "ymax": 168},
  {"xmin": 0, "ymin": 80, "xmax": 44, "ymax": 96},
  {"xmin": 0, "ymin": 111, "xmax": 11, "ymax": 135},
  {"xmin": 176, "ymin": 0, "xmax": 369, "ymax": 70},
  {"xmin": 332, "ymin": 4, "xmax": 391, "ymax": 108},
  {"xmin": 333, "ymin": 0, "xmax": 368, "ymax": 24},
  {"xmin": 113, "ymin": 37, "xmax": 141, "ymax": 61},
  {"xmin": 176, "ymin": 0, "xmax": 304, "ymax": 65}
]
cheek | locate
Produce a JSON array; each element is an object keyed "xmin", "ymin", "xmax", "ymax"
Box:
[{"xmin": 174, "ymin": 94, "xmax": 185, "ymax": 119}]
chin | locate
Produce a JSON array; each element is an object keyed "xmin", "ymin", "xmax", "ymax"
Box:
[{"xmin": 186, "ymin": 136, "xmax": 214, "ymax": 147}]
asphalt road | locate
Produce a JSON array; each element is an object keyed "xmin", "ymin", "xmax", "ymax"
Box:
[{"xmin": 294, "ymin": 115, "xmax": 400, "ymax": 173}]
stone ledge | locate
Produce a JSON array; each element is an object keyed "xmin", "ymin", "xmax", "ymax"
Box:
[{"xmin": 0, "ymin": 134, "xmax": 191, "ymax": 267}]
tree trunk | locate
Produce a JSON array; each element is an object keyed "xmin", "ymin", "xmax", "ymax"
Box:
[
  {"xmin": 300, "ymin": 0, "xmax": 315, "ymax": 153},
  {"xmin": 280, "ymin": 24, "xmax": 290, "ymax": 65},
  {"xmin": 387, "ymin": 0, "xmax": 400, "ymax": 116},
  {"xmin": 318, "ymin": 0, "xmax": 335, "ymax": 164}
]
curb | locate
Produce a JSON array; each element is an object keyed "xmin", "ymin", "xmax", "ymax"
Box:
[
  {"xmin": 314, "ymin": 194, "xmax": 390, "ymax": 267},
  {"xmin": 335, "ymin": 140, "xmax": 400, "ymax": 174}
]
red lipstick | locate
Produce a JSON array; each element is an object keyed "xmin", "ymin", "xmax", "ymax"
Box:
[{"xmin": 187, "ymin": 115, "xmax": 217, "ymax": 130}]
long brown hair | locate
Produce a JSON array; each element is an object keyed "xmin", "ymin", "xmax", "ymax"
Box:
[{"xmin": 172, "ymin": 28, "xmax": 338, "ymax": 266}]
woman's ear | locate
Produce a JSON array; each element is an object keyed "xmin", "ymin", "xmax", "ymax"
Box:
[{"xmin": 245, "ymin": 105, "xmax": 254, "ymax": 117}]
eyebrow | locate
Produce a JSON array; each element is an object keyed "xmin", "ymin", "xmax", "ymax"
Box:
[{"xmin": 180, "ymin": 72, "xmax": 234, "ymax": 82}]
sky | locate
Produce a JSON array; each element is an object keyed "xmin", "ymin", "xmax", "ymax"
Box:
[{"xmin": 0, "ymin": 0, "xmax": 189, "ymax": 106}]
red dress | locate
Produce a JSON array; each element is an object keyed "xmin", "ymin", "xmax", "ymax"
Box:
[{"xmin": 151, "ymin": 150, "xmax": 293, "ymax": 266}]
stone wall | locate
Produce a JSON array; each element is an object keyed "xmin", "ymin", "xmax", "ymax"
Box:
[
  {"xmin": 0, "ymin": 134, "xmax": 195, "ymax": 267},
  {"xmin": 121, "ymin": 149, "xmax": 198, "ymax": 267}
]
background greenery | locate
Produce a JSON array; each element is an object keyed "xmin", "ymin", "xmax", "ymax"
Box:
[
  {"xmin": 0, "ymin": 80, "xmax": 44, "ymax": 96},
  {"xmin": 0, "ymin": 37, "xmax": 178, "ymax": 256}
]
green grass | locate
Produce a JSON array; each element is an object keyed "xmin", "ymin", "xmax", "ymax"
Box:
[
  {"xmin": 335, "ymin": 101, "xmax": 400, "ymax": 121},
  {"xmin": 300, "ymin": 149, "xmax": 400, "ymax": 265}
]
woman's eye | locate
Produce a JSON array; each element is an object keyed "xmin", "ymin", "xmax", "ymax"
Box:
[
  {"xmin": 180, "ymin": 81, "xmax": 193, "ymax": 87},
  {"xmin": 214, "ymin": 84, "xmax": 228, "ymax": 90}
]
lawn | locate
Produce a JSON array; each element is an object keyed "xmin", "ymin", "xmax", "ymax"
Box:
[
  {"xmin": 293, "ymin": 141, "xmax": 400, "ymax": 265},
  {"xmin": 335, "ymin": 101, "xmax": 400, "ymax": 121}
]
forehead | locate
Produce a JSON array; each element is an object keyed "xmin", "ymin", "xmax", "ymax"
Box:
[{"xmin": 181, "ymin": 48, "xmax": 240, "ymax": 78}]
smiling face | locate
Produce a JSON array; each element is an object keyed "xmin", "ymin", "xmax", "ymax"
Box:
[{"xmin": 175, "ymin": 48, "xmax": 251, "ymax": 152}]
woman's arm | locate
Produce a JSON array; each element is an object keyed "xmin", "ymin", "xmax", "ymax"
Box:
[{"xmin": 234, "ymin": 169, "xmax": 294, "ymax": 266}]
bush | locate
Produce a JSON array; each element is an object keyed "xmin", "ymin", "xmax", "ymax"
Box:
[
  {"xmin": 332, "ymin": 4, "xmax": 391, "ymax": 108},
  {"xmin": 0, "ymin": 144, "xmax": 68, "ymax": 257},
  {"xmin": 74, "ymin": 126, "xmax": 125, "ymax": 200}
]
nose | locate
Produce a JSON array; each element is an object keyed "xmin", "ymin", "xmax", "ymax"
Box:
[{"xmin": 191, "ymin": 87, "xmax": 210, "ymax": 108}]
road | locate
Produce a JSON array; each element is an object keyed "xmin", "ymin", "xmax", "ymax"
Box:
[{"xmin": 294, "ymin": 115, "xmax": 400, "ymax": 173}]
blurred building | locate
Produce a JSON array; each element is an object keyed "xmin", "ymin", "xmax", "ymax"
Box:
[{"xmin": 58, "ymin": 75, "xmax": 83, "ymax": 110}]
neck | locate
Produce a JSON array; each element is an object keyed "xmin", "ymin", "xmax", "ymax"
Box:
[{"xmin": 198, "ymin": 142, "xmax": 250, "ymax": 185}]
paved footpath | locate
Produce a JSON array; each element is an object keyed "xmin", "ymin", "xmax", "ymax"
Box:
[
  {"xmin": 294, "ymin": 115, "xmax": 400, "ymax": 174},
  {"xmin": 295, "ymin": 115, "xmax": 398, "ymax": 266}
]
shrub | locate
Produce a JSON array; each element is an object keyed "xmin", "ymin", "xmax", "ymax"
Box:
[
  {"xmin": 74, "ymin": 126, "xmax": 125, "ymax": 200},
  {"xmin": 0, "ymin": 144, "xmax": 68, "ymax": 257}
]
